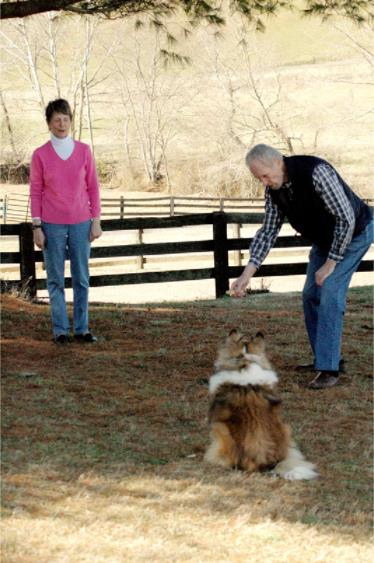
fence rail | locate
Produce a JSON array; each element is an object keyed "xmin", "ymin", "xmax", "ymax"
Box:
[
  {"xmin": 0, "ymin": 194, "xmax": 268, "ymax": 223},
  {"xmin": 1, "ymin": 212, "xmax": 373, "ymax": 299},
  {"xmin": 2, "ymin": 193, "xmax": 373, "ymax": 222}
]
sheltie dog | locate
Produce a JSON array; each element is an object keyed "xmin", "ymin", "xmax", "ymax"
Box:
[{"xmin": 204, "ymin": 329, "xmax": 318, "ymax": 480}]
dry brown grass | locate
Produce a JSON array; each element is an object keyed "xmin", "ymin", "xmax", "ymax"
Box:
[{"xmin": 1, "ymin": 287, "xmax": 373, "ymax": 562}]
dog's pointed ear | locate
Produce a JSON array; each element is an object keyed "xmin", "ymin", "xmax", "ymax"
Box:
[
  {"xmin": 228, "ymin": 328, "xmax": 242, "ymax": 342},
  {"xmin": 252, "ymin": 331, "xmax": 266, "ymax": 351}
]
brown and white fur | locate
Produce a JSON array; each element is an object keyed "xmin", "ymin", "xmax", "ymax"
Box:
[{"xmin": 205, "ymin": 329, "xmax": 317, "ymax": 480}]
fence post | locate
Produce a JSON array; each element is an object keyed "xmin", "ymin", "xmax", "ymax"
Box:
[
  {"xmin": 19, "ymin": 222, "xmax": 36, "ymax": 298},
  {"xmin": 232, "ymin": 223, "xmax": 242, "ymax": 266},
  {"xmin": 120, "ymin": 196, "xmax": 125, "ymax": 219},
  {"xmin": 212, "ymin": 211, "xmax": 229, "ymax": 298},
  {"xmin": 3, "ymin": 194, "xmax": 7, "ymax": 223},
  {"xmin": 25, "ymin": 195, "xmax": 30, "ymax": 221},
  {"xmin": 136, "ymin": 228, "xmax": 145, "ymax": 270}
]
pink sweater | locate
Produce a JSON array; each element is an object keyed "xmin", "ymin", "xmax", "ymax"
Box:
[{"xmin": 30, "ymin": 140, "xmax": 101, "ymax": 224}]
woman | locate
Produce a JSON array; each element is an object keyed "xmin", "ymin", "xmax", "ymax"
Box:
[{"xmin": 30, "ymin": 98, "xmax": 102, "ymax": 344}]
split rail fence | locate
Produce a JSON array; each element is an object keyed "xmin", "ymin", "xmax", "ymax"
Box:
[
  {"xmin": 1, "ymin": 212, "xmax": 373, "ymax": 299},
  {"xmin": 0, "ymin": 195, "xmax": 265, "ymax": 224}
]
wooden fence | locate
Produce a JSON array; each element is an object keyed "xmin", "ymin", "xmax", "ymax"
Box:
[
  {"xmin": 103, "ymin": 195, "xmax": 266, "ymax": 217},
  {"xmin": 0, "ymin": 194, "xmax": 266, "ymax": 223},
  {"xmin": 1, "ymin": 212, "xmax": 373, "ymax": 300},
  {"xmin": 2, "ymin": 193, "xmax": 373, "ymax": 223},
  {"xmin": 0, "ymin": 194, "xmax": 29, "ymax": 224}
]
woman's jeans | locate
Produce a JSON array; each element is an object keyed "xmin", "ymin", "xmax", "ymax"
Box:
[
  {"xmin": 302, "ymin": 219, "xmax": 373, "ymax": 371},
  {"xmin": 42, "ymin": 221, "xmax": 91, "ymax": 337}
]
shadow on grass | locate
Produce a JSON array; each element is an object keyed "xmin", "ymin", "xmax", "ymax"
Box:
[{"xmin": 1, "ymin": 287, "xmax": 373, "ymax": 543}]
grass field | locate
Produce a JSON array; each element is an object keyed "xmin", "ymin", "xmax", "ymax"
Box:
[{"xmin": 1, "ymin": 286, "xmax": 373, "ymax": 562}]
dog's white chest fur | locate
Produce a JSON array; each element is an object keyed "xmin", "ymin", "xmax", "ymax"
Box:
[{"xmin": 209, "ymin": 363, "xmax": 278, "ymax": 395}]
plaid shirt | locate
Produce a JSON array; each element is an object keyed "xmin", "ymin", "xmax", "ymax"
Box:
[{"xmin": 249, "ymin": 163, "xmax": 356, "ymax": 268}]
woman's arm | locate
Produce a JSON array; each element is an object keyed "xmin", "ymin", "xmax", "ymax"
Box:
[
  {"xmin": 85, "ymin": 146, "xmax": 101, "ymax": 219},
  {"xmin": 30, "ymin": 151, "xmax": 44, "ymax": 220},
  {"xmin": 30, "ymin": 151, "xmax": 46, "ymax": 249},
  {"xmin": 90, "ymin": 216, "xmax": 102, "ymax": 241},
  {"xmin": 85, "ymin": 146, "xmax": 102, "ymax": 241}
]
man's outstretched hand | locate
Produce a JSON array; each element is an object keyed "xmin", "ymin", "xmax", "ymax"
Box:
[{"xmin": 229, "ymin": 262, "xmax": 257, "ymax": 297}]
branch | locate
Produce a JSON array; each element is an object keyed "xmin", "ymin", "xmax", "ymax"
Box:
[
  {"xmin": 303, "ymin": 0, "xmax": 374, "ymax": 25},
  {"xmin": 2, "ymin": 0, "xmax": 373, "ymax": 25},
  {"xmin": 0, "ymin": 0, "xmax": 200, "ymax": 20},
  {"xmin": 1, "ymin": 0, "xmax": 83, "ymax": 19}
]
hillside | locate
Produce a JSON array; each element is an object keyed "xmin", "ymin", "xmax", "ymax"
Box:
[{"xmin": 1, "ymin": 9, "xmax": 373, "ymax": 196}]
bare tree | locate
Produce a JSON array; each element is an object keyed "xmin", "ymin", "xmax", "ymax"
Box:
[
  {"xmin": 332, "ymin": 20, "xmax": 374, "ymax": 70},
  {"xmin": 67, "ymin": 17, "xmax": 117, "ymax": 147},
  {"xmin": 210, "ymin": 26, "xmax": 301, "ymax": 154},
  {"xmin": 45, "ymin": 13, "xmax": 61, "ymax": 96},
  {"xmin": 239, "ymin": 39, "xmax": 298, "ymax": 154},
  {"xmin": 1, "ymin": 20, "xmax": 46, "ymax": 116},
  {"xmin": 113, "ymin": 28, "xmax": 195, "ymax": 191},
  {"xmin": 195, "ymin": 27, "xmax": 303, "ymax": 198},
  {"xmin": 0, "ymin": 15, "xmax": 115, "ymax": 157},
  {"xmin": 0, "ymin": 90, "xmax": 19, "ymax": 161}
]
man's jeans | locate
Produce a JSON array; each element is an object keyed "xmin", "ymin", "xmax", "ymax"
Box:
[
  {"xmin": 302, "ymin": 219, "xmax": 373, "ymax": 371},
  {"xmin": 42, "ymin": 220, "xmax": 91, "ymax": 337}
]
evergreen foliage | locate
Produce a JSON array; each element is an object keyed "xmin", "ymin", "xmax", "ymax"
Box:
[{"xmin": 1, "ymin": 0, "xmax": 373, "ymax": 25}]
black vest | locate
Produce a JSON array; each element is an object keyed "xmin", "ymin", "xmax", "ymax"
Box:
[{"xmin": 269, "ymin": 155, "xmax": 372, "ymax": 251}]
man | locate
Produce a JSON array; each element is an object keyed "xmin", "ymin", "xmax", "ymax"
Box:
[{"xmin": 231, "ymin": 144, "xmax": 373, "ymax": 389}]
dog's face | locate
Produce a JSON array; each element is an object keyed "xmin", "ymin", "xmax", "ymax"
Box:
[{"xmin": 215, "ymin": 329, "xmax": 271, "ymax": 371}]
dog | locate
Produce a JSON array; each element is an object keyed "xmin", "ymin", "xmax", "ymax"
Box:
[{"xmin": 204, "ymin": 329, "xmax": 318, "ymax": 480}]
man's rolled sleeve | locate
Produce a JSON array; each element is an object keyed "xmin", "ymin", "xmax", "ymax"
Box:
[
  {"xmin": 313, "ymin": 164, "xmax": 355, "ymax": 262},
  {"xmin": 249, "ymin": 189, "xmax": 284, "ymax": 268}
]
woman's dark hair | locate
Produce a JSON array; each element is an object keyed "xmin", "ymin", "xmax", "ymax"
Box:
[{"xmin": 45, "ymin": 99, "xmax": 73, "ymax": 123}]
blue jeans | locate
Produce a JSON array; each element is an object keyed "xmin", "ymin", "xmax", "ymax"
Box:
[
  {"xmin": 302, "ymin": 219, "xmax": 373, "ymax": 371},
  {"xmin": 42, "ymin": 221, "xmax": 91, "ymax": 337}
]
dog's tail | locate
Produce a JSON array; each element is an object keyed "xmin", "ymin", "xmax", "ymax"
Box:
[{"xmin": 274, "ymin": 441, "xmax": 318, "ymax": 480}]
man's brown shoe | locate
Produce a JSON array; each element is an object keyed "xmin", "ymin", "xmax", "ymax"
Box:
[{"xmin": 307, "ymin": 371, "xmax": 340, "ymax": 389}]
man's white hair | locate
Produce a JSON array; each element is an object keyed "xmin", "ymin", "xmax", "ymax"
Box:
[{"xmin": 245, "ymin": 144, "xmax": 283, "ymax": 167}]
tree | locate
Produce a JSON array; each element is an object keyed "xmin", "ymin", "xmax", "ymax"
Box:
[
  {"xmin": 1, "ymin": 0, "xmax": 284, "ymax": 22},
  {"xmin": 303, "ymin": 1, "xmax": 374, "ymax": 25},
  {"xmin": 0, "ymin": 14, "xmax": 112, "ymax": 158},
  {"xmin": 1, "ymin": 19, "xmax": 47, "ymax": 117},
  {"xmin": 0, "ymin": 90, "xmax": 19, "ymax": 160},
  {"xmin": 113, "ymin": 26, "xmax": 196, "ymax": 191},
  {"xmin": 1, "ymin": 0, "xmax": 373, "ymax": 25}
]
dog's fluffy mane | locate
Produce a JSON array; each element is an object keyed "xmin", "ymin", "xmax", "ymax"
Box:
[{"xmin": 209, "ymin": 364, "xmax": 278, "ymax": 395}]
